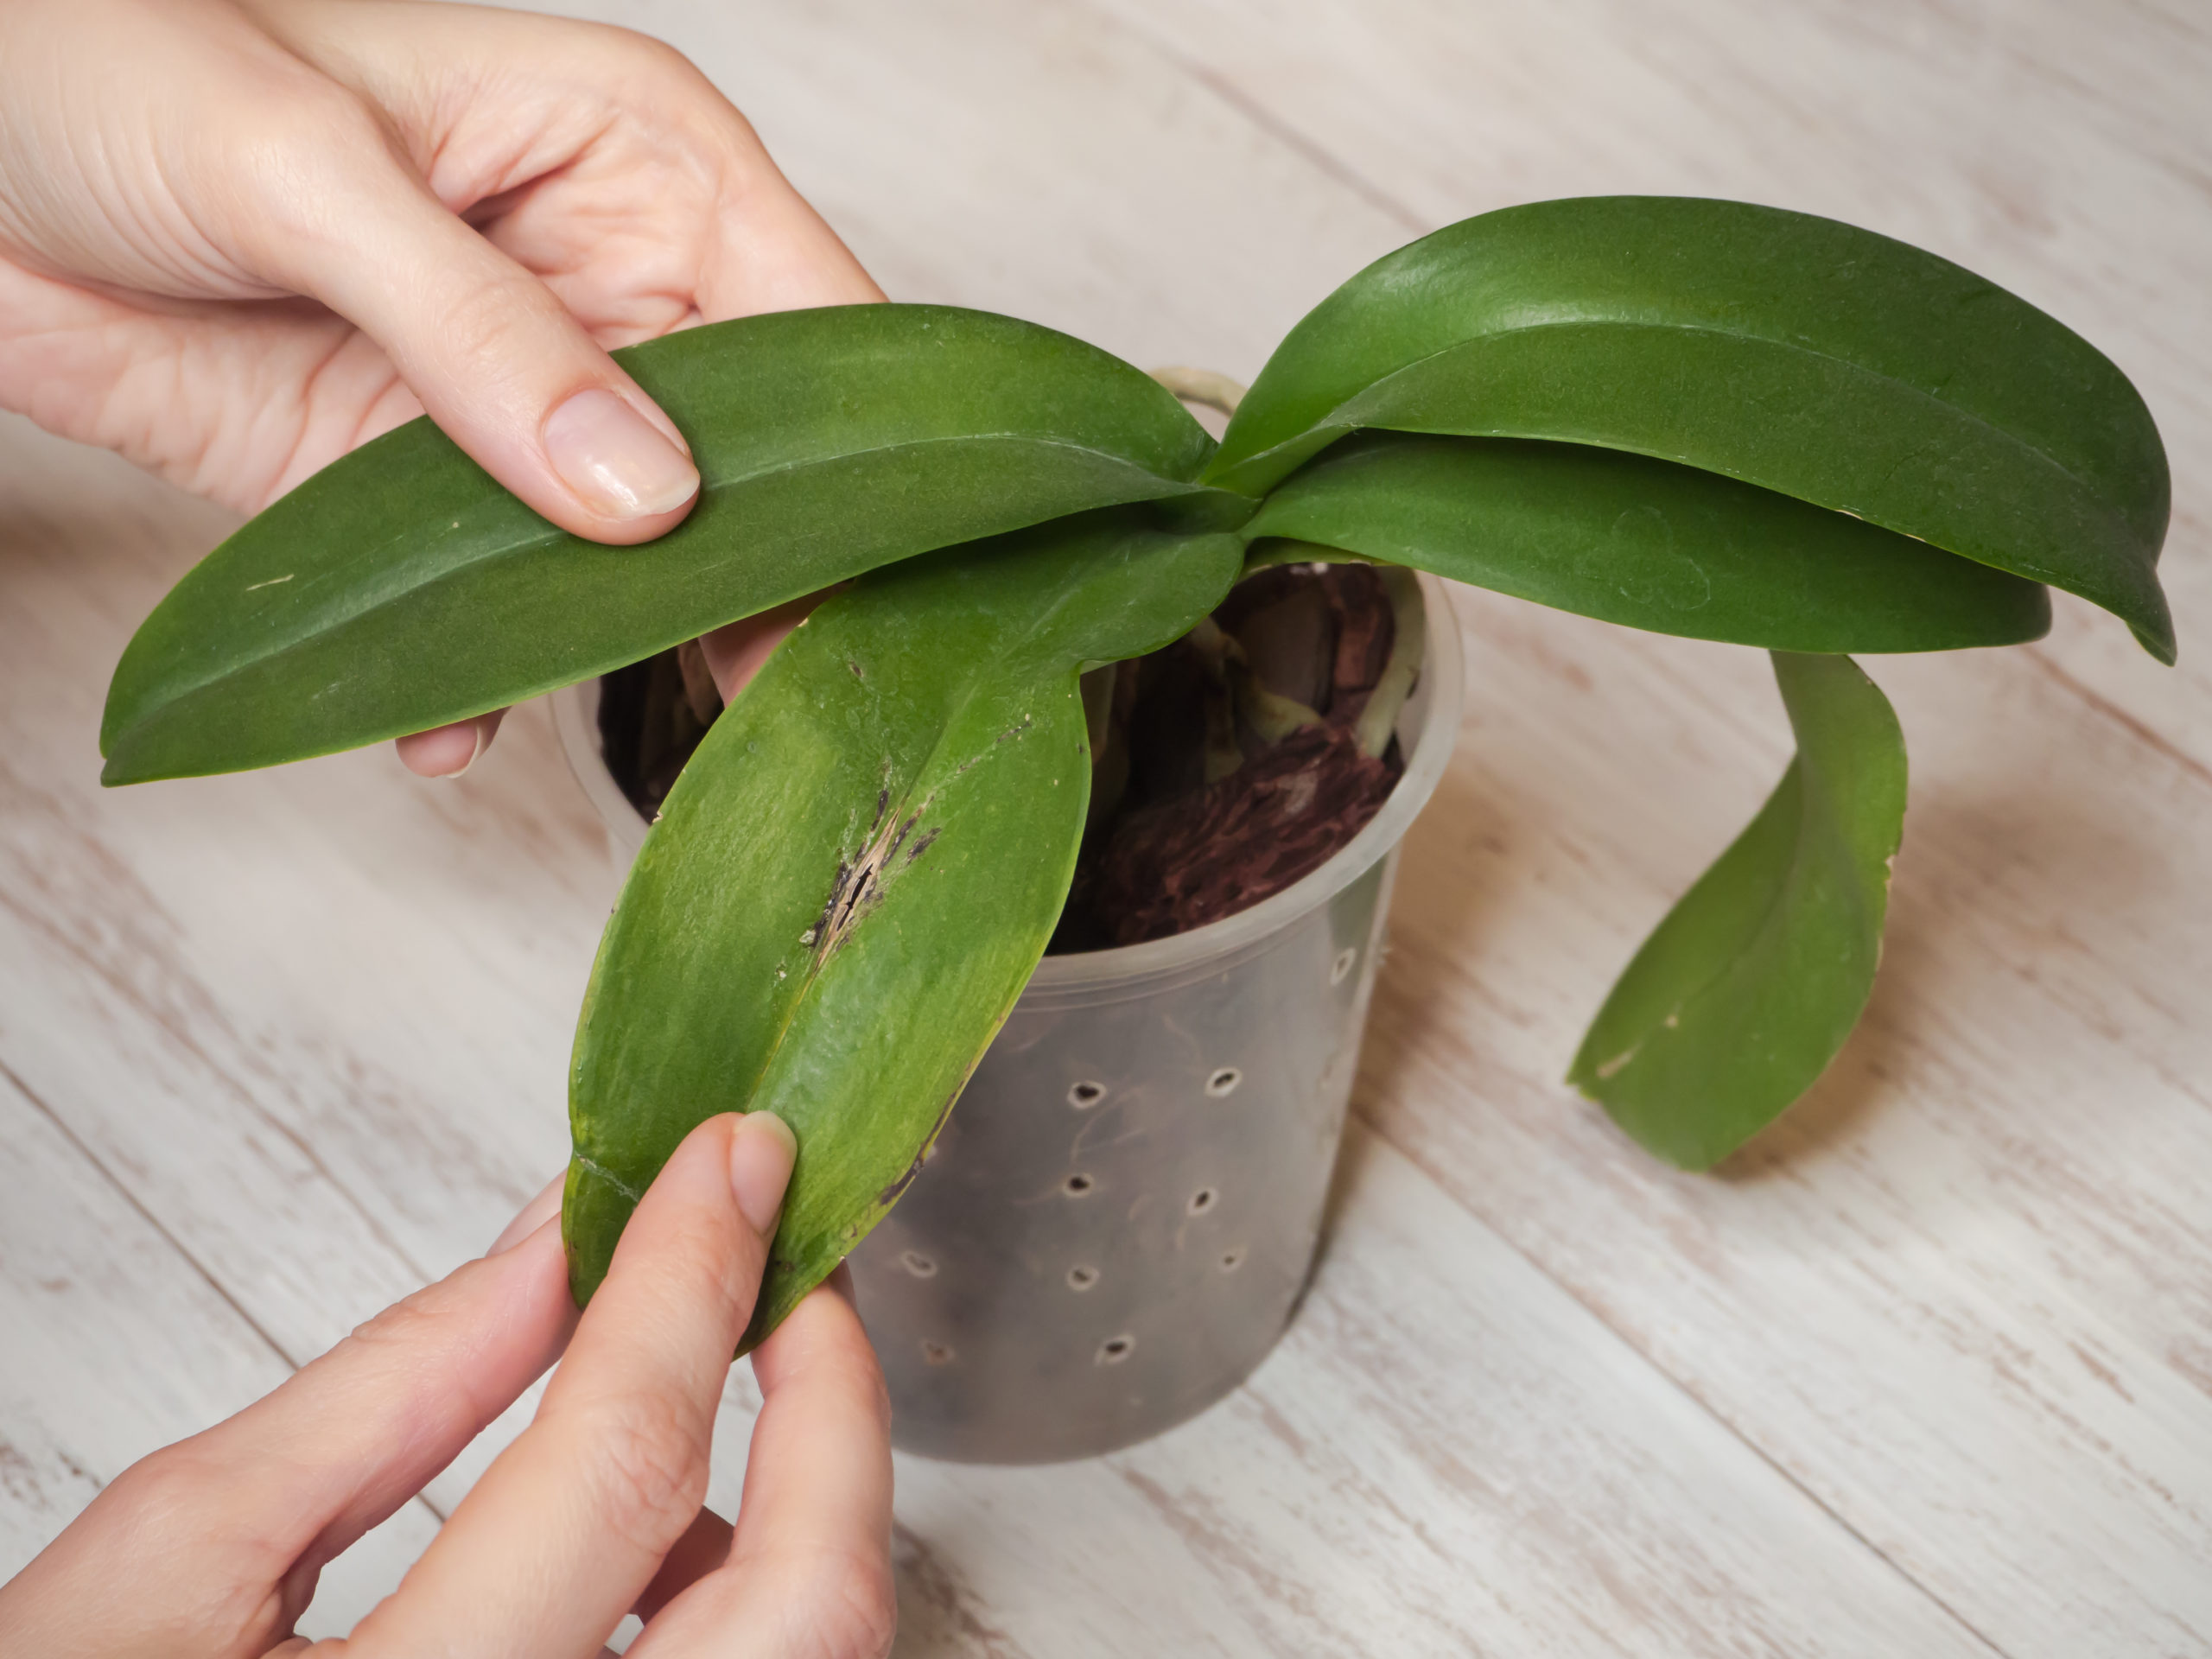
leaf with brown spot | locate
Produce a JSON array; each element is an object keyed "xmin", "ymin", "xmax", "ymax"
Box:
[{"xmin": 563, "ymin": 509, "xmax": 1243, "ymax": 1342}]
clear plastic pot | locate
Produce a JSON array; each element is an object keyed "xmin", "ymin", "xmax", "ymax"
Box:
[{"xmin": 554, "ymin": 572, "xmax": 1465, "ymax": 1463}]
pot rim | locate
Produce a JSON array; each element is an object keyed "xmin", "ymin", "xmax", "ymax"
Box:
[{"xmin": 552, "ymin": 570, "xmax": 1465, "ymax": 994}]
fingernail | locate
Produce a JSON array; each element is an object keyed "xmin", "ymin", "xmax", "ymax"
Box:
[
  {"xmin": 488, "ymin": 1172, "xmax": 566, "ymax": 1255},
  {"xmin": 543, "ymin": 388, "xmax": 699, "ymax": 518},
  {"xmin": 441, "ymin": 719, "xmax": 491, "ymax": 780},
  {"xmin": 398, "ymin": 718, "xmax": 485, "ymax": 780},
  {"xmin": 728, "ymin": 1112, "xmax": 798, "ymax": 1236}
]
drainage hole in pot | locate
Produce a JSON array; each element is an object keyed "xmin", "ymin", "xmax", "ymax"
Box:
[
  {"xmin": 1205, "ymin": 1066, "xmax": 1243, "ymax": 1098},
  {"xmin": 1188, "ymin": 1186, "xmax": 1217, "ymax": 1215},
  {"xmin": 1067, "ymin": 1265, "xmax": 1099, "ymax": 1291},
  {"xmin": 1064, "ymin": 1173, "xmax": 1095, "ymax": 1196},
  {"xmin": 1220, "ymin": 1246, "xmax": 1247, "ymax": 1272},
  {"xmin": 1330, "ymin": 946, "xmax": 1357, "ymax": 986},
  {"xmin": 1096, "ymin": 1334, "xmax": 1135, "ymax": 1365},
  {"xmin": 921, "ymin": 1341, "xmax": 955, "ymax": 1365},
  {"xmin": 1067, "ymin": 1080, "xmax": 1106, "ymax": 1109},
  {"xmin": 899, "ymin": 1249, "xmax": 938, "ymax": 1278}
]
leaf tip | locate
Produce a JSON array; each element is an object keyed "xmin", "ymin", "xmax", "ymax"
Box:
[{"xmin": 2132, "ymin": 621, "xmax": 2179, "ymax": 667}]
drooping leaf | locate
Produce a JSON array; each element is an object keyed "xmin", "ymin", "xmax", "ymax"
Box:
[
  {"xmin": 1243, "ymin": 433, "xmax": 2050, "ymax": 652},
  {"xmin": 102, "ymin": 305, "xmax": 1248, "ymax": 784},
  {"xmin": 1208, "ymin": 197, "xmax": 2171, "ymax": 659},
  {"xmin": 1568, "ymin": 652, "xmax": 1907, "ymax": 1168},
  {"xmin": 564, "ymin": 509, "xmax": 1243, "ymax": 1343}
]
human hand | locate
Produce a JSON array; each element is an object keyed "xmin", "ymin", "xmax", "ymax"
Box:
[
  {"xmin": 0, "ymin": 0, "xmax": 882, "ymax": 777},
  {"xmin": 0, "ymin": 1113, "xmax": 898, "ymax": 1658}
]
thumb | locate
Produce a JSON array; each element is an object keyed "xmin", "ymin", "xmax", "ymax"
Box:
[{"xmin": 248, "ymin": 124, "xmax": 699, "ymax": 544}]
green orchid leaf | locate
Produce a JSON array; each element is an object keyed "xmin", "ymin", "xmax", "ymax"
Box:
[
  {"xmin": 102, "ymin": 304, "xmax": 1246, "ymax": 784},
  {"xmin": 564, "ymin": 508, "xmax": 1243, "ymax": 1344},
  {"xmin": 1209, "ymin": 197, "xmax": 2171, "ymax": 659},
  {"xmin": 1244, "ymin": 433, "xmax": 2050, "ymax": 652},
  {"xmin": 1569, "ymin": 652, "xmax": 1907, "ymax": 1168}
]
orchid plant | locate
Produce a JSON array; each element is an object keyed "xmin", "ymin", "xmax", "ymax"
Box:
[{"xmin": 99, "ymin": 197, "xmax": 2171, "ymax": 1344}]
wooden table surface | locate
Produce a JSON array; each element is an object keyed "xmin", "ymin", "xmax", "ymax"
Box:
[{"xmin": 4, "ymin": 2, "xmax": 2209, "ymax": 1653}]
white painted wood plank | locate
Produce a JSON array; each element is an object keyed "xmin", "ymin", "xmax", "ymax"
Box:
[
  {"xmin": 0, "ymin": 420, "xmax": 563, "ymax": 1599},
  {"xmin": 550, "ymin": 0, "xmax": 1414, "ymax": 391},
  {"xmin": 0, "ymin": 1065, "xmax": 436, "ymax": 1638},
  {"xmin": 0, "ymin": 429, "xmax": 492, "ymax": 1359},
  {"xmin": 0, "ymin": 418, "xmax": 594, "ymax": 1313}
]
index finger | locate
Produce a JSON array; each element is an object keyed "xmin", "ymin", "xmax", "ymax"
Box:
[
  {"xmin": 344, "ymin": 1110, "xmax": 796, "ymax": 1659},
  {"xmin": 623, "ymin": 1267, "xmax": 895, "ymax": 1659}
]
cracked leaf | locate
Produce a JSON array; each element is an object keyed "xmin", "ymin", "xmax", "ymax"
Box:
[{"xmin": 563, "ymin": 509, "xmax": 1242, "ymax": 1341}]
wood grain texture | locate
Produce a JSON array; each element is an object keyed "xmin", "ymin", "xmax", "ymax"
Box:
[
  {"xmin": 0, "ymin": 1065, "xmax": 438, "ymax": 1637},
  {"xmin": 884, "ymin": 1125, "xmax": 2004, "ymax": 1657},
  {"xmin": 2, "ymin": 1, "xmax": 2207, "ymax": 1654},
  {"xmin": 1363, "ymin": 607, "xmax": 2212, "ymax": 1654}
]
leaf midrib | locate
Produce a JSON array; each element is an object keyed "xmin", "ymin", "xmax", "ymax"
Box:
[
  {"xmin": 1227, "ymin": 319, "xmax": 2129, "ymax": 543},
  {"xmin": 725, "ymin": 569, "xmax": 1099, "ymax": 1128},
  {"xmin": 116, "ymin": 434, "xmax": 1203, "ymax": 735}
]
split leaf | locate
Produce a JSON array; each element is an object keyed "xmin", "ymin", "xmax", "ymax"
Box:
[
  {"xmin": 1244, "ymin": 433, "xmax": 2050, "ymax": 652},
  {"xmin": 1211, "ymin": 197, "xmax": 2171, "ymax": 658},
  {"xmin": 1568, "ymin": 652, "xmax": 1907, "ymax": 1168},
  {"xmin": 564, "ymin": 510, "xmax": 1243, "ymax": 1343},
  {"xmin": 102, "ymin": 305, "xmax": 1240, "ymax": 784}
]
